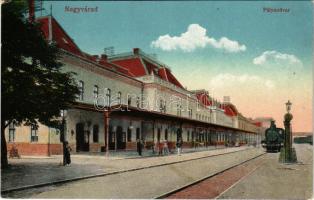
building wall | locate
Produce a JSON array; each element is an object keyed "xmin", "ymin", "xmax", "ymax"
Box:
[
  {"xmin": 5, "ymin": 122, "xmax": 62, "ymax": 156},
  {"xmin": 4, "ymin": 52, "xmax": 262, "ymax": 155},
  {"xmin": 61, "ymin": 55, "xmax": 143, "ymax": 108}
]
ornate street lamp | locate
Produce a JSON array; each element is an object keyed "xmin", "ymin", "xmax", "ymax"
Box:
[
  {"xmin": 286, "ymin": 100, "xmax": 292, "ymax": 113},
  {"xmin": 279, "ymin": 100, "xmax": 297, "ymax": 163}
]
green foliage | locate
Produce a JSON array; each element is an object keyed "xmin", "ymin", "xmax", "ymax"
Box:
[{"xmin": 1, "ymin": 0, "xmax": 80, "ymax": 128}]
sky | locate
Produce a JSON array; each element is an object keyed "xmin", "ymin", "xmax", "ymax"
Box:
[{"xmin": 40, "ymin": 1, "xmax": 313, "ymax": 132}]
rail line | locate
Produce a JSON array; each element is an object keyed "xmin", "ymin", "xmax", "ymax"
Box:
[
  {"xmin": 2, "ymin": 147, "xmax": 260, "ymax": 196},
  {"xmin": 154, "ymin": 152, "xmax": 266, "ymax": 199}
]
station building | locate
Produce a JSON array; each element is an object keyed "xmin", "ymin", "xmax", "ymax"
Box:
[{"xmin": 5, "ymin": 16, "xmax": 264, "ymax": 156}]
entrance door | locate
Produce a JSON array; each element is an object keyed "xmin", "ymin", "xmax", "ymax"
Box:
[
  {"xmin": 136, "ymin": 128, "xmax": 140, "ymax": 140},
  {"xmin": 116, "ymin": 126, "xmax": 126, "ymax": 149},
  {"xmin": 109, "ymin": 126, "xmax": 115, "ymax": 150},
  {"xmin": 76, "ymin": 123, "xmax": 89, "ymax": 152},
  {"xmin": 157, "ymin": 128, "xmax": 161, "ymax": 142}
]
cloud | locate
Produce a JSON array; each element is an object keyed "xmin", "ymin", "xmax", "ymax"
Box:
[
  {"xmin": 253, "ymin": 51, "xmax": 302, "ymax": 66},
  {"xmin": 209, "ymin": 73, "xmax": 275, "ymax": 89},
  {"xmin": 151, "ymin": 24, "xmax": 246, "ymax": 53}
]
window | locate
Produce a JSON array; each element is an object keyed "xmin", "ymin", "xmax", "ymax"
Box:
[
  {"xmin": 136, "ymin": 128, "xmax": 140, "ymax": 140},
  {"xmin": 78, "ymin": 80, "xmax": 84, "ymax": 101},
  {"xmin": 8, "ymin": 123, "xmax": 15, "ymax": 142},
  {"xmin": 187, "ymin": 131, "xmax": 190, "ymax": 142},
  {"xmin": 159, "ymin": 99, "xmax": 163, "ymax": 112},
  {"xmin": 30, "ymin": 125, "xmax": 38, "ymax": 142},
  {"xmin": 128, "ymin": 96, "xmax": 132, "ymax": 106},
  {"xmin": 188, "ymin": 109, "xmax": 192, "ymax": 118},
  {"xmin": 93, "ymin": 125, "xmax": 99, "ymax": 143},
  {"xmin": 117, "ymin": 92, "xmax": 122, "ymax": 104},
  {"xmin": 177, "ymin": 104, "xmax": 182, "ymax": 116},
  {"xmin": 136, "ymin": 97, "xmax": 140, "ymax": 108},
  {"xmin": 106, "ymin": 88, "xmax": 111, "ymax": 106},
  {"xmin": 93, "ymin": 85, "xmax": 98, "ymax": 99},
  {"xmin": 127, "ymin": 128, "xmax": 132, "ymax": 142}
]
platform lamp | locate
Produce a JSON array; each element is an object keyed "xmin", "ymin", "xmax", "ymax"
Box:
[
  {"xmin": 60, "ymin": 109, "xmax": 67, "ymax": 166},
  {"xmin": 286, "ymin": 100, "xmax": 292, "ymax": 113}
]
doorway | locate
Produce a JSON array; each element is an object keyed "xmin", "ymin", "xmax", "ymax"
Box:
[
  {"xmin": 76, "ymin": 123, "xmax": 89, "ymax": 152},
  {"xmin": 116, "ymin": 126, "xmax": 126, "ymax": 149}
]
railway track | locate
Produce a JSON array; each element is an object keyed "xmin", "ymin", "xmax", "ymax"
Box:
[
  {"xmin": 2, "ymin": 148, "xmax": 264, "ymax": 198},
  {"xmin": 155, "ymin": 152, "xmax": 266, "ymax": 199}
]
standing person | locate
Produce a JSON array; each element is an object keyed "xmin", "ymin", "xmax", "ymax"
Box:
[
  {"xmin": 136, "ymin": 139, "xmax": 142, "ymax": 156},
  {"xmin": 64, "ymin": 141, "xmax": 71, "ymax": 166},
  {"xmin": 176, "ymin": 138, "xmax": 183, "ymax": 156},
  {"xmin": 163, "ymin": 140, "xmax": 169, "ymax": 155},
  {"xmin": 158, "ymin": 141, "xmax": 163, "ymax": 156}
]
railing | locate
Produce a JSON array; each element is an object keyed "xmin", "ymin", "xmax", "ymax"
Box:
[{"xmin": 138, "ymin": 75, "xmax": 194, "ymax": 97}]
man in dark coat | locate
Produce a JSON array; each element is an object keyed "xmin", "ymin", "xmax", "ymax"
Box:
[
  {"xmin": 137, "ymin": 139, "xmax": 142, "ymax": 156},
  {"xmin": 176, "ymin": 138, "xmax": 183, "ymax": 156},
  {"xmin": 64, "ymin": 141, "xmax": 71, "ymax": 165}
]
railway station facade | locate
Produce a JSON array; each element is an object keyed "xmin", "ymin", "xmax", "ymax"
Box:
[{"xmin": 5, "ymin": 16, "xmax": 264, "ymax": 156}]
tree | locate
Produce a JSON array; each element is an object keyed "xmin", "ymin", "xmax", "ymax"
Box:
[{"xmin": 1, "ymin": 1, "xmax": 80, "ymax": 168}]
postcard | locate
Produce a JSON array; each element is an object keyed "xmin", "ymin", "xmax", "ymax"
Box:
[{"xmin": 1, "ymin": 0, "xmax": 313, "ymax": 199}]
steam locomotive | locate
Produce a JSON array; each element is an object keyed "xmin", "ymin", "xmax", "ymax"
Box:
[{"xmin": 261, "ymin": 121, "xmax": 284, "ymax": 152}]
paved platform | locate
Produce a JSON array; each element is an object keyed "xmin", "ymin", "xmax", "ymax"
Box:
[
  {"xmin": 2, "ymin": 146, "xmax": 250, "ymax": 192},
  {"xmin": 3, "ymin": 147, "xmax": 263, "ymax": 198},
  {"xmin": 219, "ymin": 144, "xmax": 313, "ymax": 199}
]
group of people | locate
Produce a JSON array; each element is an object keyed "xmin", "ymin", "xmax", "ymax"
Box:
[
  {"xmin": 156, "ymin": 140, "xmax": 170, "ymax": 156},
  {"xmin": 61, "ymin": 138, "xmax": 183, "ymax": 167},
  {"xmin": 136, "ymin": 138, "xmax": 183, "ymax": 156}
]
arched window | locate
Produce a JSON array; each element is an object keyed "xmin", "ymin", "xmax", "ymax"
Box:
[
  {"xmin": 78, "ymin": 80, "xmax": 84, "ymax": 100},
  {"xmin": 117, "ymin": 92, "xmax": 122, "ymax": 104},
  {"xmin": 93, "ymin": 85, "xmax": 98, "ymax": 99},
  {"xmin": 136, "ymin": 97, "xmax": 140, "ymax": 108},
  {"xmin": 128, "ymin": 96, "xmax": 132, "ymax": 106},
  {"xmin": 106, "ymin": 88, "xmax": 111, "ymax": 106},
  {"xmin": 159, "ymin": 99, "xmax": 163, "ymax": 112}
]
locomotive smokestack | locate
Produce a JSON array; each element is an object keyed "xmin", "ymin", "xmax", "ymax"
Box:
[{"xmin": 28, "ymin": 0, "xmax": 35, "ymax": 22}]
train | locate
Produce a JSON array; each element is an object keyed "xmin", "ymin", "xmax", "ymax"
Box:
[
  {"xmin": 261, "ymin": 121, "xmax": 284, "ymax": 152},
  {"xmin": 294, "ymin": 135, "xmax": 313, "ymax": 145}
]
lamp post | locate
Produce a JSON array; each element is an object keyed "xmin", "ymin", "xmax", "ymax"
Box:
[
  {"xmin": 279, "ymin": 100, "xmax": 297, "ymax": 163},
  {"xmin": 60, "ymin": 109, "xmax": 67, "ymax": 166},
  {"xmin": 286, "ymin": 100, "xmax": 292, "ymax": 113}
]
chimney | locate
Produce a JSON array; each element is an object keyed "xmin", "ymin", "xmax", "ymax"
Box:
[
  {"xmin": 133, "ymin": 48, "xmax": 140, "ymax": 55},
  {"xmin": 100, "ymin": 54, "xmax": 107, "ymax": 62}
]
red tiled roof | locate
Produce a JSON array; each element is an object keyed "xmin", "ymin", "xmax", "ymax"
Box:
[
  {"xmin": 142, "ymin": 59, "xmax": 158, "ymax": 75},
  {"xmin": 253, "ymin": 122, "xmax": 262, "ymax": 127},
  {"xmin": 158, "ymin": 68, "xmax": 169, "ymax": 81},
  {"xmin": 196, "ymin": 93, "xmax": 212, "ymax": 107},
  {"xmin": 111, "ymin": 58, "xmax": 146, "ymax": 77},
  {"xmin": 224, "ymin": 104, "xmax": 238, "ymax": 117},
  {"xmin": 37, "ymin": 17, "xmax": 84, "ymax": 57},
  {"xmin": 37, "ymin": 16, "xmax": 184, "ymax": 87}
]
